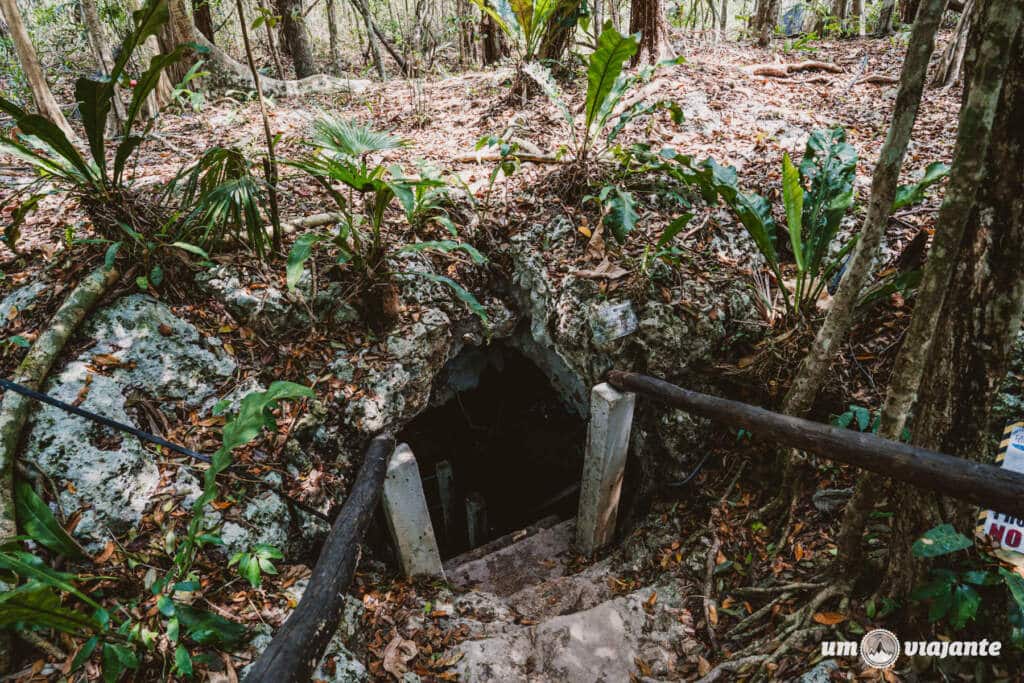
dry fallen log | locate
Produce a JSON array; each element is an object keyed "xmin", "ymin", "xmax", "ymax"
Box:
[
  {"xmin": 607, "ymin": 370, "xmax": 1024, "ymax": 518},
  {"xmin": 746, "ymin": 61, "xmax": 843, "ymax": 78},
  {"xmin": 856, "ymin": 74, "xmax": 900, "ymax": 85},
  {"xmin": 246, "ymin": 436, "xmax": 394, "ymax": 683}
]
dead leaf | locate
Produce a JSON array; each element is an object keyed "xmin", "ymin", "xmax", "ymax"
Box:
[
  {"xmin": 158, "ymin": 323, "xmax": 173, "ymax": 336},
  {"xmin": 812, "ymin": 611, "xmax": 847, "ymax": 625},
  {"xmin": 575, "ymin": 258, "xmax": 628, "ymax": 280},
  {"xmin": 697, "ymin": 656, "xmax": 711, "ymax": 676},
  {"xmin": 92, "ymin": 353, "xmax": 123, "ymax": 367},
  {"xmin": 94, "ymin": 541, "xmax": 115, "ymax": 564},
  {"xmin": 382, "ymin": 635, "xmax": 417, "ymax": 680}
]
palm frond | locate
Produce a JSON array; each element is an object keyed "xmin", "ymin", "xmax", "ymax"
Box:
[{"xmin": 310, "ymin": 116, "xmax": 406, "ymax": 158}]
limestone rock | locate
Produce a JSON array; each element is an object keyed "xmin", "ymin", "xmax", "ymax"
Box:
[
  {"xmin": 23, "ymin": 295, "xmax": 235, "ymax": 550},
  {"xmin": 0, "ymin": 281, "xmax": 46, "ymax": 326}
]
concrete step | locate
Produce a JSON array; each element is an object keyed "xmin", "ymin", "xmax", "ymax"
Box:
[{"xmin": 446, "ymin": 519, "xmax": 576, "ymax": 596}]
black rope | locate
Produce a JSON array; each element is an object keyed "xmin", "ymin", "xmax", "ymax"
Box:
[
  {"xmin": 0, "ymin": 377, "xmax": 333, "ymax": 523},
  {"xmin": 0, "ymin": 377, "xmax": 211, "ymax": 463}
]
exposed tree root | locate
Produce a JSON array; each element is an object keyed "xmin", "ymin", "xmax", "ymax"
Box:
[
  {"xmin": 745, "ymin": 61, "xmax": 843, "ymax": 78},
  {"xmin": 195, "ymin": 34, "xmax": 373, "ymax": 97},
  {"xmin": 694, "ymin": 655, "xmax": 768, "ymax": 682},
  {"xmin": 0, "ymin": 263, "xmax": 120, "ymax": 671}
]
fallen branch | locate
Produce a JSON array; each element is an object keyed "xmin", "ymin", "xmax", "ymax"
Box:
[
  {"xmin": 746, "ymin": 61, "xmax": 843, "ymax": 78},
  {"xmin": 856, "ymin": 74, "xmax": 900, "ymax": 85},
  {"xmin": 0, "ymin": 264, "xmax": 119, "ymax": 672},
  {"xmin": 694, "ymin": 655, "xmax": 768, "ymax": 683},
  {"xmin": 246, "ymin": 436, "xmax": 394, "ymax": 682},
  {"xmin": 280, "ymin": 212, "xmax": 345, "ymax": 234}
]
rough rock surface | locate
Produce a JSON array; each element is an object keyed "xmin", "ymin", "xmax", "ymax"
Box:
[
  {"xmin": 23, "ymin": 294, "xmax": 235, "ymax": 549},
  {"xmin": 454, "ymin": 584, "xmax": 700, "ymax": 682},
  {"xmin": 0, "ymin": 280, "xmax": 46, "ymax": 325}
]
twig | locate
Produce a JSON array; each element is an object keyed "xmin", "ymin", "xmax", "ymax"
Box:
[
  {"xmin": 694, "ymin": 655, "xmax": 768, "ymax": 683},
  {"xmin": 729, "ymin": 581, "xmax": 826, "ymax": 597},
  {"xmin": 702, "ymin": 534, "xmax": 722, "ymax": 652}
]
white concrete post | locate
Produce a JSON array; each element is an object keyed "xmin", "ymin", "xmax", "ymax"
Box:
[
  {"xmin": 382, "ymin": 443, "xmax": 445, "ymax": 579},
  {"xmin": 576, "ymin": 383, "xmax": 635, "ymax": 556}
]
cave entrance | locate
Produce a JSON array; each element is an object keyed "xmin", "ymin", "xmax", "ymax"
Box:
[{"xmin": 397, "ymin": 344, "xmax": 586, "ymax": 559}]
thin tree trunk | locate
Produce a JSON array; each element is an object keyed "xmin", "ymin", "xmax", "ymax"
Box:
[
  {"xmin": 326, "ymin": 0, "xmax": 343, "ymax": 74},
  {"xmin": 853, "ymin": 0, "xmax": 864, "ymax": 35},
  {"xmin": 481, "ymin": 13, "xmax": 506, "ymax": 65},
  {"xmin": 752, "ymin": 0, "xmax": 779, "ymax": 47},
  {"xmin": 275, "ymin": 0, "xmax": 316, "ymax": 77},
  {"xmin": 629, "ymin": 0, "xmax": 674, "ymax": 65},
  {"xmin": 836, "ymin": 0, "xmax": 1023, "ymax": 577},
  {"xmin": 901, "ymin": 0, "xmax": 920, "ymax": 23},
  {"xmin": 772, "ymin": 0, "xmax": 944, "ymax": 545},
  {"xmin": 881, "ymin": 1, "xmax": 1023, "ymax": 603},
  {"xmin": 875, "ymin": 0, "xmax": 896, "ymax": 35},
  {"xmin": 351, "ymin": 0, "xmax": 385, "ymax": 77},
  {"xmin": 0, "ymin": 0, "xmax": 78, "ymax": 142},
  {"xmin": 719, "ymin": 0, "xmax": 728, "ymax": 39},
  {"xmin": 262, "ymin": 4, "xmax": 287, "ymax": 79},
  {"xmin": 81, "ymin": 0, "xmax": 127, "ymax": 134},
  {"xmin": 540, "ymin": 0, "xmax": 580, "ymax": 62},
  {"xmin": 932, "ymin": 0, "xmax": 974, "ymax": 88},
  {"xmin": 193, "ymin": 0, "xmax": 216, "ymax": 42}
]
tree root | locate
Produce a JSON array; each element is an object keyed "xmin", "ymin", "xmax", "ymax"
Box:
[
  {"xmin": 694, "ymin": 655, "xmax": 768, "ymax": 682},
  {"xmin": 0, "ymin": 264, "xmax": 119, "ymax": 672}
]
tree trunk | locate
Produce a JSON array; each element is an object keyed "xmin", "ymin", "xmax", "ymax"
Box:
[
  {"xmin": 629, "ymin": 0, "xmax": 673, "ymax": 65},
  {"xmin": 719, "ymin": 0, "xmax": 728, "ymax": 39},
  {"xmin": 326, "ymin": 0, "xmax": 343, "ymax": 74},
  {"xmin": 481, "ymin": 13, "xmax": 507, "ymax": 65},
  {"xmin": 752, "ymin": 0, "xmax": 779, "ymax": 47},
  {"xmin": 161, "ymin": 0, "xmax": 199, "ymax": 83},
  {"xmin": 262, "ymin": 4, "xmax": 287, "ymax": 79},
  {"xmin": 836, "ymin": 0, "xmax": 1023, "ymax": 578},
  {"xmin": 932, "ymin": 0, "xmax": 975, "ymax": 88},
  {"xmin": 274, "ymin": 0, "xmax": 316, "ymax": 77},
  {"xmin": 901, "ymin": 0, "xmax": 921, "ymax": 23},
  {"xmin": 0, "ymin": 0, "xmax": 78, "ymax": 142},
  {"xmin": 853, "ymin": 0, "xmax": 865, "ymax": 35},
  {"xmin": 540, "ymin": 0, "xmax": 580, "ymax": 62},
  {"xmin": 81, "ymin": 0, "xmax": 126, "ymax": 135},
  {"xmin": 192, "ymin": 0, "xmax": 215, "ymax": 42},
  {"xmin": 134, "ymin": 0, "xmax": 174, "ymax": 117},
  {"xmin": 875, "ymin": 0, "xmax": 896, "ymax": 35},
  {"xmin": 350, "ymin": 0, "xmax": 385, "ymax": 77},
  {"xmin": 881, "ymin": 0, "xmax": 1024, "ymax": 603}
]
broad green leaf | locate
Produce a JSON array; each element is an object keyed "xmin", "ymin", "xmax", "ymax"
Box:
[
  {"xmin": 74, "ymin": 77, "xmax": 111, "ymax": 177},
  {"xmin": 1000, "ymin": 568, "xmax": 1024, "ymax": 611},
  {"xmin": 602, "ymin": 186, "xmax": 638, "ymax": 243},
  {"xmin": 176, "ymin": 605, "xmax": 247, "ymax": 646},
  {"xmin": 657, "ymin": 213, "xmax": 693, "ymax": 248},
  {"xmin": 949, "ymin": 584, "xmax": 981, "ymax": 628},
  {"xmin": 0, "ymin": 583, "xmax": 99, "ymax": 634},
  {"xmin": 71, "ymin": 636, "xmax": 100, "ymax": 671},
  {"xmin": 893, "ymin": 162, "xmax": 950, "ymax": 210},
  {"xmin": 0, "ymin": 550, "xmax": 100, "ymax": 608},
  {"xmin": 912, "ymin": 524, "xmax": 972, "ymax": 558},
  {"xmin": 396, "ymin": 240, "xmax": 486, "ymax": 264},
  {"xmin": 169, "ymin": 241, "xmax": 210, "ymax": 260},
  {"xmin": 175, "ymin": 644, "xmax": 193, "ymax": 676},
  {"xmin": 782, "ymin": 152, "xmax": 804, "ymax": 271},
  {"xmin": 585, "ymin": 24, "xmax": 639, "ymax": 134},
  {"xmin": 286, "ymin": 233, "xmax": 322, "ymax": 291},
  {"xmin": 17, "ymin": 113, "xmax": 97, "ymax": 186},
  {"xmin": 14, "ymin": 481, "xmax": 86, "ymax": 559}
]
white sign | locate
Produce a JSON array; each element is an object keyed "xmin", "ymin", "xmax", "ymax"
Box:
[{"xmin": 982, "ymin": 423, "xmax": 1024, "ymax": 553}]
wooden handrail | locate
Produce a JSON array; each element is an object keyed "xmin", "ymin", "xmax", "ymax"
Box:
[
  {"xmin": 246, "ymin": 435, "xmax": 394, "ymax": 682},
  {"xmin": 607, "ymin": 370, "xmax": 1024, "ymax": 518}
]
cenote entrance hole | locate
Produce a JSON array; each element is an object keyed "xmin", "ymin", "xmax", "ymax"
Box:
[{"xmin": 397, "ymin": 344, "xmax": 586, "ymax": 559}]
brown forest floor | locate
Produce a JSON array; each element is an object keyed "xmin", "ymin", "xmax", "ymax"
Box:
[{"xmin": 0, "ymin": 29, "xmax": 969, "ymax": 682}]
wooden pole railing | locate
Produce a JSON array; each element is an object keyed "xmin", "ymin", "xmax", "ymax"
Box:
[
  {"xmin": 246, "ymin": 435, "xmax": 394, "ymax": 682},
  {"xmin": 607, "ymin": 370, "xmax": 1024, "ymax": 518}
]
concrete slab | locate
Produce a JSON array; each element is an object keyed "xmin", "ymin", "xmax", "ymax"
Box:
[
  {"xmin": 576, "ymin": 383, "xmax": 635, "ymax": 555},
  {"xmin": 382, "ymin": 444, "xmax": 445, "ymax": 579}
]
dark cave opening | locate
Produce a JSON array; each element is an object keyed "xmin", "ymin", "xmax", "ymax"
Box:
[{"xmin": 396, "ymin": 344, "xmax": 586, "ymax": 559}]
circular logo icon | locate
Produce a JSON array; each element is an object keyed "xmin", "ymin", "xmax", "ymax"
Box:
[{"xmin": 860, "ymin": 629, "xmax": 900, "ymax": 669}]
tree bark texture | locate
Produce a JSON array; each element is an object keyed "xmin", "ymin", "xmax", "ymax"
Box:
[
  {"xmin": 192, "ymin": 0, "xmax": 215, "ymax": 42},
  {"xmin": 836, "ymin": 0, "xmax": 1023, "ymax": 578},
  {"xmin": 875, "ymin": 0, "xmax": 896, "ymax": 35},
  {"xmin": 932, "ymin": 0, "xmax": 975, "ymax": 88},
  {"xmin": 274, "ymin": 0, "xmax": 316, "ymax": 77},
  {"xmin": 0, "ymin": 0, "xmax": 78, "ymax": 142},
  {"xmin": 81, "ymin": 0, "xmax": 127, "ymax": 134},
  {"xmin": 629, "ymin": 0, "xmax": 673, "ymax": 65},
  {"xmin": 752, "ymin": 0, "xmax": 779, "ymax": 47}
]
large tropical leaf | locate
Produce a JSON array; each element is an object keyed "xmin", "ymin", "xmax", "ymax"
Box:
[
  {"xmin": 584, "ymin": 24, "xmax": 639, "ymax": 134},
  {"xmin": 123, "ymin": 45, "xmax": 192, "ymax": 134},
  {"xmin": 0, "ymin": 583, "xmax": 99, "ymax": 635},
  {"xmin": 74, "ymin": 78, "xmax": 111, "ymax": 178},
  {"xmin": 14, "ymin": 113, "xmax": 97, "ymax": 186},
  {"xmin": 111, "ymin": 0, "xmax": 171, "ymax": 82},
  {"xmin": 893, "ymin": 161, "xmax": 950, "ymax": 209},
  {"xmin": 781, "ymin": 152, "xmax": 804, "ymax": 271},
  {"xmin": 14, "ymin": 481, "xmax": 86, "ymax": 559},
  {"xmin": 0, "ymin": 550, "xmax": 100, "ymax": 608}
]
